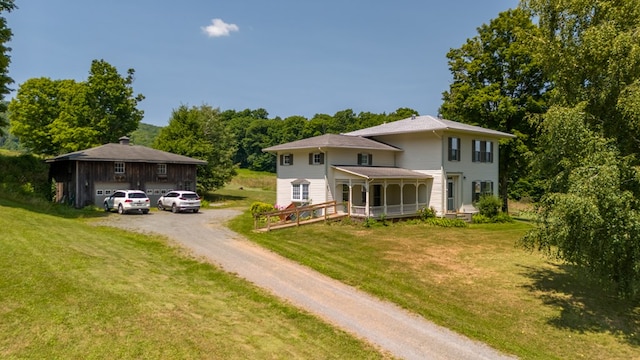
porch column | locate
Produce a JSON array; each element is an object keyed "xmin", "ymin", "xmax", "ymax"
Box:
[
  {"xmin": 383, "ymin": 181, "xmax": 388, "ymax": 215},
  {"xmin": 348, "ymin": 182, "xmax": 353, "ymax": 215},
  {"xmin": 365, "ymin": 182, "xmax": 370, "ymax": 217},
  {"xmin": 416, "ymin": 179, "xmax": 420, "ymax": 212},
  {"xmin": 400, "ymin": 180, "xmax": 404, "ymax": 215}
]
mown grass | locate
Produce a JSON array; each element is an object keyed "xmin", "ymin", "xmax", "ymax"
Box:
[
  {"xmin": 220, "ymin": 171, "xmax": 640, "ymax": 360},
  {"xmin": 0, "ymin": 196, "xmax": 387, "ymax": 359}
]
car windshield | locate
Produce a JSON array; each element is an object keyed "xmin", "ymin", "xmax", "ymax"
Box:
[
  {"xmin": 129, "ymin": 193, "xmax": 147, "ymax": 198},
  {"xmin": 182, "ymin": 193, "xmax": 199, "ymax": 199}
]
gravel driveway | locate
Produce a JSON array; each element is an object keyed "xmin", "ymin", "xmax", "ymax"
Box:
[{"xmin": 98, "ymin": 209, "xmax": 516, "ymax": 360}]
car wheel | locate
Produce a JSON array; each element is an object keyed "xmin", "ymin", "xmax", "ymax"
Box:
[
  {"xmin": 193, "ymin": 208, "xmax": 199, "ymax": 213},
  {"xmin": 157, "ymin": 201, "xmax": 164, "ymax": 211},
  {"xmin": 171, "ymin": 203, "xmax": 178, "ymax": 213},
  {"xmin": 104, "ymin": 202, "xmax": 110, "ymax": 212},
  {"xmin": 118, "ymin": 204, "xmax": 125, "ymax": 215},
  {"xmin": 142, "ymin": 209, "xmax": 149, "ymax": 214}
]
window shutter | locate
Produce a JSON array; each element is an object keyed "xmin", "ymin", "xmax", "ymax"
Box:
[
  {"xmin": 457, "ymin": 138, "xmax": 461, "ymax": 161},
  {"xmin": 280, "ymin": 154, "xmax": 283, "ymax": 166},
  {"xmin": 489, "ymin": 141, "xmax": 494, "ymax": 163},
  {"xmin": 448, "ymin": 137, "xmax": 452, "ymax": 161},
  {"xmin": 319, "ymin": 153, "xmax": 325, "ymax": 164},
  {"xmin": 290, "ymin": 154, "xmax": 293, "ymax": 165},
  {"xmin": 357, "ymin": 153, "xmax": 362, "ymax": 165},
  {"xmin": 368, "ymin": 154, "xmax": 373, "ymax": 166},
  {"xmin": 472, "ymin": 140, "xmax": 477, "ymax": 162},
  {"xmin": 309, "ymin": 153, "xmax": 313, "ymax": 164}
]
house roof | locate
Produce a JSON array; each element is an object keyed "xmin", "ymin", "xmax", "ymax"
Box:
[
  {"xmin": 46, "ymin": 143, "xmax": 208, "ymax": 165},
  {"xmin": 344, "ymin": 115, "xmax": 516, "ymax": 138},
  {"xmin": 333, "ymin": 166, "xmax": 433, "ymax": 180},
  {"xmin": 262, "ymin": 133, "xmax": 401, "ymax": 152}
]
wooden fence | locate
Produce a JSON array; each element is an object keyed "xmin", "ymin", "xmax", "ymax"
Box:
[{"xmin": 254, "ymin": 201, "xmax": 349, "ymax": 232}]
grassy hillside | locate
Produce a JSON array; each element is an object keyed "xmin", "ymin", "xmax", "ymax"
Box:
[{"xmin": 0, "ymin": 196, "xmax": 385, "ymax": 359}]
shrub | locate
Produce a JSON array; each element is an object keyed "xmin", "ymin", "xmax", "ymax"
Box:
[
  {"xmin": 475, "ymin": 195, "xmax": 501, "ymax": 218},
  {"xmin": 471, "ymin": 214, "xmax": 492, "ymax": 224},
  {"xmin": 249, "ymin": 201, "xmax": 275, "ymax": 216},
  {"xmin": 424, "ymin": 218, "xmax": 468, "ymax": 228},
  {"xmin": 418, "ymin": 206, "xmax": 437, "ymax": 220},
  {"xmin": 492, "ymin": 212, "xmax": 514, "ymax": 223}
]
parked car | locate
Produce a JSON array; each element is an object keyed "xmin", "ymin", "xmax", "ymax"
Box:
[
  {"xmin": 157, "ymin": 190, "xmax": 201, "ymax": 213},
  {"xmin": 103, "ymin": 190, "xmax": 150, "ymax": 214}
]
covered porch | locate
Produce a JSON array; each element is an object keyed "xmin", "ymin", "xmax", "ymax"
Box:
[{"xmin": 333, "ymin": 166, "xmax": 433, "ymax": 219}]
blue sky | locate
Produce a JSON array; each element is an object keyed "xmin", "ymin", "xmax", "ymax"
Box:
[{"xmin": 7, "ymin": 0, "xmax": 519, "ymax": 126}]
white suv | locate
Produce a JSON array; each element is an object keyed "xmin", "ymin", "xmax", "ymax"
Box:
[
  {"xmin": 157, "ymin": 190, "xmax": 201, "ymax": 213},
  {"xmin": 103, "ymin": 190, "xmax": 151, "ymax": 214}
]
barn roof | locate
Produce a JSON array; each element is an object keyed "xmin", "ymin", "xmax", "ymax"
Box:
[{"xmin": 46, "ymin": 141, "xmax": 207, "ymax": 165}]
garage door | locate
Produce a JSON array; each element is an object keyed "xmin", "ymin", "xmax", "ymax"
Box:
[{"xmin": 94, "ymin": 182, "xmax": 127, "ymax": 207}]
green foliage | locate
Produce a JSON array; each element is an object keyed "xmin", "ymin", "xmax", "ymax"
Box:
[
  {"xmin": 249, "ymin": 201, "xmax": 275, "ymax": 216},
  {"xmin": 417, "ymin": 206, "xmax": 436, "ymax": 220},
  {"xmin": 154, "ymin": 104, "xmax": 237, "ymax": 192},
  {"xmin": 0, "ymin": 0, "xmax": 15, "ymax": 135},
  {"xmin": 423, "ymin": 217, "xmax": 468, "ymax": 228},
  {"xmin": 129, "ymin": 122, "xmax": 162, "ymax": 147},
  {"xmin": 8, "ymin": 60, "xmax": 144, "ymax": 155},
  {"xmin": 475, "ymin": 195, "xmax": 502, "ymax": 218},
  {"xmin": 0, "ymin": 153, "xmax": 51, "ymax": 199}
]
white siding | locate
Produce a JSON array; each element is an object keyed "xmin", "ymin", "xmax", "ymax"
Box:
[
  {"xmin": 373, "ymin": 132, "xmax": 442, "ymax": 170},
  {"xmin": 275, "ymin": 149, "xmax": 329, "ymax": 207}
]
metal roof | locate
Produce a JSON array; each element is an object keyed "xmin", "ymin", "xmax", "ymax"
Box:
[
  {"xmin": 46, "ymin": 143, "xmax": 208, "ymax": 165},
  {"xmin": 333, "ymin": 166, "xmax": 433, "ymax": 180},
  {"xmin": 344, "ymin": 115, "xmax": 515, "ymax": 138},
  {"xmin": 263, "ymin": 133, "xmax": 401, "ymax": 152}
]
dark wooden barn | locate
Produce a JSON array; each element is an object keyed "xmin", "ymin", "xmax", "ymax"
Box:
[{"xmin": 46, "ymin": 137, "xmax": 207, "ymax": 208}]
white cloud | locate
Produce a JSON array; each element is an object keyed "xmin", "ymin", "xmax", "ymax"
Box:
[{"xmin": 201, "ymin": 18, "xmax": 239, "ymax": 38}]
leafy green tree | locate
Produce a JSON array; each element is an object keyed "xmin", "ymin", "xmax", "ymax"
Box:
[
  {"xmin": 0, "ymin": 0, "xmax": 15, "ymax": 135},
  {"xmin": 153, "ymin": 105, "xmax": 236, "ymax": 192},
  {"xmin": 523, "ymin": 105, "xmax": 640, "ymax": 296},
  {"xmin": 521, "ymin": 0, "xmax": 640, "ymax": 297},
  {"xmin": 522, "ymin": 0, "xmax": 640, "ymax": 156},
  {"xmin": 9, "ymin": 60, "xmax": 144, "ymax": 155},
  {"xmin": 440, "ymin": 8, "xmax": 549, "ymax": 210}
]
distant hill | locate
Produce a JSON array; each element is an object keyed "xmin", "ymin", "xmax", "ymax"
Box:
[{"xmin": 130, "ymin": 123, "xmax": 163, "ymax": 147}]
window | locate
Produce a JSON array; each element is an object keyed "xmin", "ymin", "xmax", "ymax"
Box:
[
  {"xmin": 472, "ymin": 140, "xmax": 493, "ymax": 163},
  {"xmin": 357, "ymin": 153, "xmax": 373, "ymax": 166},
  {"xmin": 114, "ymin": 161, "xmax": 125, "ymax": 174},
  {"xmin": 472, "ymin": 181, "xmax": 494, "ymax": 202},
  {"xmin": 291, "ymin": 180, "xmax": 309, "ymax": 201},
  {"xmin": 342, "ymin": 184, "xmax": 349, "ymax": 203},
  {"xmin": 184, "ymin": 181, "xmax": 193, "ymax": 191},
  {"xmin": 157, "ymin": 163, "xmax": 167, "ymax": 175},
  {"xmin": 448, "ymin": 137, "xmax": 460, "ymax": 161},
  {"xmin": 280, "ymin": 153, "xmax": 293, "ymax": 166},
  {"xmin": 309, "ymin": 152, "xmax": 324, "ymax": 165}
]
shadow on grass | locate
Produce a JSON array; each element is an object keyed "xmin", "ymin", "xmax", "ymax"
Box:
[
  {"xmin": 0, "ymin": 196, "xmax": 108, "ymax": 219},
  {"xmin": 520, "ymin": 263, "xmax": 640, "ymax": 345},
  {"xmin": 205, "ymin": 193, "xmax": 247, "ymax": 203}
]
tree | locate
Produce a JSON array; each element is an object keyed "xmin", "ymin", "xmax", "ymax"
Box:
[
  {"xmin": 0, "ymin": 0, "xmax": 15, "ymax": 135},
  {"xmin": 520, "ymin": 0, "xmax": 640, "ymax": 297},
  {"xmin": 522, "ymin": 105, "xmax": 640, "ymax": 296},
  {"xmin": 440, "ymin": 8, "xmax": 549, "ymax": 211},
  {"xmin": 9, "ymin": 59, "xmax": 144, "ymax": 155},
  {"xmin": 153, "ymin": 105, "xmax": 237, "ymax": 192}
]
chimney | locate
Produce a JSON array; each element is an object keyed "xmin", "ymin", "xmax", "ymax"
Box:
[
  {"xmin": 411, "ymin": 114, "xmax": 417, "ymax": 120},
  {"xmin": 119, "ymin": 136, "xmax": 130, "ymax": 145}
]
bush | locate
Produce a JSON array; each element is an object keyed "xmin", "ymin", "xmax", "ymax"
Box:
[
  {"xmin": 249, "ymin": 201, "xmax": 275, "ymax": 216},
  {"xmin": 418, "ymin": 206, "xmax": 436, "ymax": 220},
  {"xmin": 475, "ymin": 195, "xmax": 501, "ymax": 218},
  {"xmin": 424, "ymin": 218, "xmax": 468, "ymax": 228},
  {"xmin": 471, "ymin": 214, "xmax": 492, "ymax": 224}
]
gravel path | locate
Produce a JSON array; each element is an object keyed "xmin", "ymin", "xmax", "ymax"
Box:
[{"xmin": 98, "ymin": 209, "xmax": 516, "ymax": 360}]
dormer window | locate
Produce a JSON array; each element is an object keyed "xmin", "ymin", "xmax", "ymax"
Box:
[
  {"xmin": 357, "ymin": 153, "xmax": 372, "ymax": 166},
  {"xmin": 280, "ymin": 153, "xmax": 293, "ymax": 166}
]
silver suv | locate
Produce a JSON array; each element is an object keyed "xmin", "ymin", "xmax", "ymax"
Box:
[
  {"xmin": 157, "ymin": 190, "xmax": 201, "ymax": 213},
  {"xmin": 103, "ymin": 190, "xmax": 151, "ymax": 214}
]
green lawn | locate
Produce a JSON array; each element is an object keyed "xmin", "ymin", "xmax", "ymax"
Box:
[
  {"xmin": 0, "ymin": 197, "xmax": 387, "ymax": 359},
  {"xmin": 218, "ymin": 171, "xmax": 640, "ymax": 360}
]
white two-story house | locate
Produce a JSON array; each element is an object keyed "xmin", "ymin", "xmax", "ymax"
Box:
[{"xmin": 263, "ymin": 115, "xmax": 514, "ymax": 218}]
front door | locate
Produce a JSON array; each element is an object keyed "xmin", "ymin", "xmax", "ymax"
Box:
[{"xmin": 447, "ymin": 177, "xmax": 455, "ymax": 212}]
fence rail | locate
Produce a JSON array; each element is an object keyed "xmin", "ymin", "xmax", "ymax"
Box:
[{"xmin": 254, "ymin": 201, "xmax": 348, "ymax": 232}]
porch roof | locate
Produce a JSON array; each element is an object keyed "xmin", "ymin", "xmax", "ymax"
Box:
[{"xmin": 333, "ymin": 166, "xmax": 432, "ymax": 180}]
